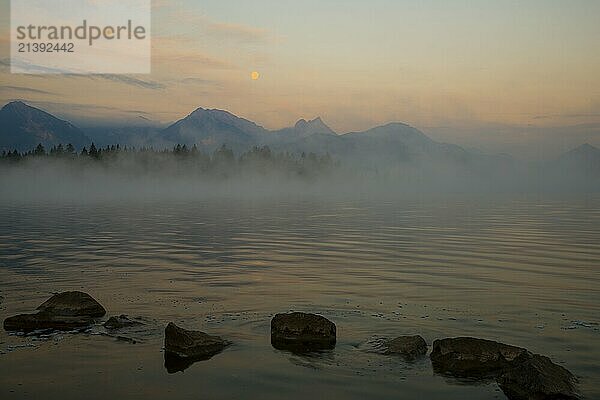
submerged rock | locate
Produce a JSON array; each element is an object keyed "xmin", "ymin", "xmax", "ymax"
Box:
[
  {"xmin": 498, "ymin": 353, "xmax": 580, "ymax": 400},
  {"xmin": 430, "ymin": 337, "xmax": 528, "ymax": 378},
  {"xmin": 164, "ymin": 322, "xmax": 230, "ymax": 371},
  {"xmin": 271, "ymin": 312, "xmax": 336, "ymax": 352},
  {"xmin": 3, "ymin": 291, "xmax": 106, "ymax": 332},
  {"xmin": 104, "ymin": 315, "xmax": 143, "ymax": 330},
  {"xmin": 382, "ymin": 335, "xmax": 428, "ymax": 359},
  {"xmin": 431, "ymin": 337, "xmax": 580, "ymax": 399}
]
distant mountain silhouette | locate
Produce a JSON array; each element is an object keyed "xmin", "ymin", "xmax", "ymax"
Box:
[
  {"xmin": 160, "ymin": 107, "xmax": 269, "ymax": 151},
  {"xmin": 0, "ymin": 101, "xmax": 89, "ymax": 151},
  {"xmin": 552, "ymin": 143, "xmax": 600, "ymax": 176},
  {"xmin": 272, "ymin": 117, "xmax": 336, "ymax": 140},
  {"xmin": 158, "ymin": 108, "xmax": 484, "ymax": 169},
  {"xmin": 2, "ymin": 101, "xmax": 598, "ymax": 183},
  {"xmin": 266, "ymin": 121, "xmax": 507, "ymax": 174}
]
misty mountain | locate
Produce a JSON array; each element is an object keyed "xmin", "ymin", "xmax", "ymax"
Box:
[
  {"xmin": 158, "ymin": 108, "xmax": 485, "ymax": 170},
  {"xmin": 551, "ymin": 143, "xmax": 600, "ymax": 177},
  {"xmin": 267, "ymin": 122, "xmax": 510, "ymax": 176},
  {"xmin": 270, "ymin": 117, "xmax": 336, "ymax": 141},
  {"xmin": 0, "ymin": 102, "xmax": 517, "ymax": 177},
  {"xmin": 159, "ymin": 107, "xmax": 269, "ymax": 151},
  {"xmin": 2, "ymin": 101, "xmax": 597, "ymax": 184},
  {"xmin": 0, "ymin": 101, "xmax": 89, "ymax": 151}
]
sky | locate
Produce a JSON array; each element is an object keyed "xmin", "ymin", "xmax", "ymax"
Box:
[{"xmin": 1, "ymin": 0, "xmax": 599, "ymax": 158}]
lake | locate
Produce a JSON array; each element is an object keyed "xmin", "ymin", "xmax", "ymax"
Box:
[{"xmin": 0, "ymin": 195, "xmax": 598, "ymax": 399}]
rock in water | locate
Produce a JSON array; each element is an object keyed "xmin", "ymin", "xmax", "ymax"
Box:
[
  {"xmin": 383, "ymin": 335, "xmax": 428, "ymax": 359},
  {"xmin": 3, "ymin": 291, "xmax": 106, "ymax": 332},
  {"xmin": 430, "ymin": 337, "xmax": 580, "ymax": 399},
  {"xmin": 104, "ymin": 315, "xmax": 143, "ymax": 330},
  {"xmin": 498, "ymin": 354, "xmax": 580, "ymax": 400},
  {"xmin": 36, "ymin": 291, "xmax": 106, "ymax": 317},
  {"xmin": 430, "ymin": 337, "xmax": 528, "ymax": 378},
  {"xmin": 271, "ymin": 312, "xmax": 336, "ymax": 352},
  {"xmin": 164, "ymin": 322, "xmax": 230, "ymax": 360}
]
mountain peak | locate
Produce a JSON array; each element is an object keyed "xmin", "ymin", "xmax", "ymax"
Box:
[
  {"xmin": 0, "ymin": 101, "xmax": 89, "ymax": 151},
  {"xmin": 1, "ymin": 101, "xmax": 56, "ymax": 120},
  {"xmin": 188, "ymin": 107, "xmax": 250, "ymax": 123},
  {"xmin": 190, "ymin": 106, "xmax": 206, "ymax": 114},
  {"xmin": 161, "ymin": 106, "xmax": 268, "ymax": 147},
  {"xmin": 564, "ymin": 143, "xmax": 599, "ymax": 156},
  {"xmin": 294, "ymin": 118, "xmax": 307, "ymax": 128},
  {"xmin": 554, "ymin": 143, "xmax": 600, "ymax": 175},
  {"xmin": 294, "ymin": 117, "xmax": 335, "ymax": 135},
  {"xmin": 189, "ymin": 107, "xmax": 230, "ymax": 119},
  {"xmin": 2, "ymin": 101, "xmax": 33, "ymax": 113},
  {"xmin": 576, "ymin": 143, "xmax": 598, "ymax": 152}
]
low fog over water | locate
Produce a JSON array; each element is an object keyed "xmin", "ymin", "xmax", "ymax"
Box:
[{"xmin": 0, "ymin": 149, "xmax": 598, "ymax": 204}]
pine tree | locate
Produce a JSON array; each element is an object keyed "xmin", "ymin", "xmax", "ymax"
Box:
[
  {"xmin": 34, "ymin": 143, "xmax": 46, "ymax": 156},
  {"xmin": 89, "ymin": 143, "xmax": 99, "ymax": 159}
]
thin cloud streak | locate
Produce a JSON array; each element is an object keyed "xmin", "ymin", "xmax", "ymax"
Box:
[{"xmin": 0, "ymin": 85, "xmax": 55, "ymax": 96}]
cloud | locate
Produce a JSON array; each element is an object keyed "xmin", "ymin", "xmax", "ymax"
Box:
[
  {"xmin": 5, "ymin": 59, "xmax": 75, "ymax": 74},
  {"xmin": 0, "ymin": 85, "xmax": 55, "ymax": 96},
  {"xmin": 175, "ymin": 77, "xmax": 223, "ymax": 87},
  {"xmin": 11, "ymin": 99, "xmax": 174, "ymax": 126},
  {"xmin": 92, "ymin": 75, "xmax": 166, "ymax": 90},
  {"xmin": 13, "ymin": 99, "xmax": 153, "ymax": 116},
  {"xmin": 533, "ymin": 113, "xmax": 600, "ymax": 120},
  {"xmin": 0, "ymin": 58, "xmax": 165, "ymax": 90}
]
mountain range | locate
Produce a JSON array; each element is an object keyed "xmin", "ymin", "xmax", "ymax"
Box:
[{"xmin": 1, "ymin": 101, "xmax": 598, "ymax": 177}]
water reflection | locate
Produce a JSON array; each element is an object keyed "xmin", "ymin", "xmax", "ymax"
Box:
[
  {"xmin": 271, "ymin": 340, "xmax": 336, "ymax": 354},
  {"xmin": 164, "ymin": 351, "xmax": 227, "ymax": 374},
  {"xmin": 284, "ymin": 349, "xmax": 337, "ymax": 370}
]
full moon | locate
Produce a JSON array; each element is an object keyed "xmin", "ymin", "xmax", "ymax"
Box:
[{"xmin": 251, "ymin": 71, "xmax": 260, "ymax": 80}]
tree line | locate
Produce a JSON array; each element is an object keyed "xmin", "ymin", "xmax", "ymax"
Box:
[{"xmin": 1, "ymin": 142, "xmax": 336, "ymax": 178}]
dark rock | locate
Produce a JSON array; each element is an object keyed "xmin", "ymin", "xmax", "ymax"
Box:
[
  {"xmin": 4, "ymin": 313, "xmax": 89, "ymax": 331},
  {"xmin": 36, "ymin": 292, "xmax": 106, "ymax": 317},
  {"xmin": 498, "ymin": 353, "xmax": 580, "ymax": 400},
  {"xmin": 430, "ymin": 337, "xmax": 528, "ymax": 378},
  {"xmin": 104, "ymin": 315, "xmax": 143, "ymax": 330},
  {"xmin": 3, "ymin": 291, "xmax": 106, "ymax": 332},
  {"xmin": 382, "ymin": 335, "xmax": 427, "ymax": 359},
  {"xmin": 163, "ymin": 322, "xmax": 231, "ymax": 373},
  {"xmin": 164, "ymin": 322, "xmax": 230, "ymax": 365},
  {"xmin": 271, "ymin": 312, "xmax": 336, "ymax": 352},
  {"xmin": 430, "ymin": 337, "xmax": 580, "ymax": 399}
]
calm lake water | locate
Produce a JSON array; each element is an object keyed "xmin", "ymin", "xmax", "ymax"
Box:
[{"xmin": 0, "ymin": 195, "xmax": 599, "ymax": 399}]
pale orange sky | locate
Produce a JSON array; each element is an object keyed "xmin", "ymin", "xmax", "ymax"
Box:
[{"xmin": 1, "ymin": 0, "xmax": 599, "ymax": 156}]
